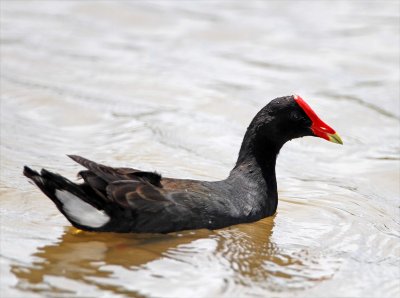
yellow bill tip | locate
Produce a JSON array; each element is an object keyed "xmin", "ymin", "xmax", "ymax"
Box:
[{"xmin": 328, "ymin": 133, "xmax": 343, "ymax": 145}]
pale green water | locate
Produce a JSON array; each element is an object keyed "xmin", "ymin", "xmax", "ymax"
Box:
[{"xmin": 1, "ymin": 1, "xmax": 399, "ymax": 297}]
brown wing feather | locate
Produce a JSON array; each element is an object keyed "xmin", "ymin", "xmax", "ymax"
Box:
[
  {"xmin": 106, "ymin": 180, "xmax": 172, "ymax": 212},
  {"xmin": 68, "ymin": 155, "xmax": 161, "ymax": 186},
  {"xmin": 78, "ymin": 170, "xmax": 108, "ymax": 200}
]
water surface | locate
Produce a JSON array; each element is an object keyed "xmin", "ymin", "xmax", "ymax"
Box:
[{"xmin": 1, "ymin": 1, "xmax": 399, "ymax": 297}]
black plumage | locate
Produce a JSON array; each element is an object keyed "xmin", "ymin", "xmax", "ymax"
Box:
[{"xmin": 23, "ymin": 95, "xmax": 342, "ymax": 233}]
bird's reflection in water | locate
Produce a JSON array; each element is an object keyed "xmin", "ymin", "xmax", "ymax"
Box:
[
  {"xmin": 11, "ymin": 226, "xmax": 214, "ymax": 297},
  {"xmin": 11, "ymin": 216, "xmax": 335, "ymax": 297}
]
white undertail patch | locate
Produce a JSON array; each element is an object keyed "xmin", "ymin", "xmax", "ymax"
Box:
[{"xmin": 55, "ymin": 190, "xmax": 110, "ymax": 228}]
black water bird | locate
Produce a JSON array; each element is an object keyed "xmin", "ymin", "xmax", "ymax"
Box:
[{"xmin": 23, "ymin": 95, "xmax": 342, "ymax": 233}]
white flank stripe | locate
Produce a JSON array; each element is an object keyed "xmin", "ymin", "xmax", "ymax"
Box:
[{"xmin": 55, "ymin": 190, "xmax": 110, "ymax": 228}]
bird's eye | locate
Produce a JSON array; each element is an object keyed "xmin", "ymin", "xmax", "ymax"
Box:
[{"xmin": 290, "ymin": 111, "xmax": 300, "ymax": 121}]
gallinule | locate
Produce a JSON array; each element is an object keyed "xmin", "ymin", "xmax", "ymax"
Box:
[{"xmin": 23, "ymin": 95, "xmax": 342, "ymax": 233}]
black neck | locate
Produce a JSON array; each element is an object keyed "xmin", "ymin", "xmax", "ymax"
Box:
[
  {"xmin": 232, "ymin": 125, "xmax": 282, "ymax": 180},
  {"xmin": 228, "ymin": 119, "xmax": 284, "ymax": 214}
]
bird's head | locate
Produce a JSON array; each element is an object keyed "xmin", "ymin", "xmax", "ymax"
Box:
[
  {"xmin": 254, "ymin": 95, "xmax": 343, "ymax": 147},
  {"xmin": 292, "ymin": 94, "xmax": 342, "ymax": 144}
]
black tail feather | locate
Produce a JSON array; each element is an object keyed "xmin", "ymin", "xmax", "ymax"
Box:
[
  {"xmin": 23, "ymin": 166, "xmax": 110, "ymax": 231},
  {"xmin": 23, "ymin": 166, "xmax": 41, "ymax": 181}
]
